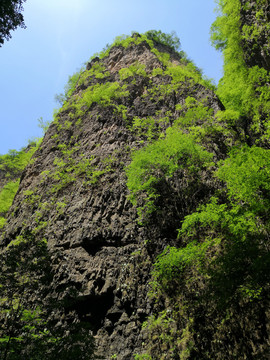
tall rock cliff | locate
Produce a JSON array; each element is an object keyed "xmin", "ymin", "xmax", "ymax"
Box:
[
  {"xmin": 1, "ymin": 12, "xmax": 270, "ymax": 359},
  {"xmin": 0, "ymin": 33, "xmax": 224, "ymax": 359}
]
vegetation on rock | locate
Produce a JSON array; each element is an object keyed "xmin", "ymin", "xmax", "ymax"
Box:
[{"xmin": 0, "ymin": 6, "xmax": 269, "ymax": 358}]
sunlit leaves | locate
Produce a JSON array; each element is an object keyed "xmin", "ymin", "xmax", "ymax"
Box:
[
  {"xmin": 0, "ymin": 179, "xmax": 20, "ymax": 215},
  {"xmin": 217, "ymin": 146, "xmax": 270, "ymax": 212},
  {"xmin": 211, "ymin": 0, "xmax": 270, "ymax": 144},
  {"xmin": 126, "ymin": 129, "xmax": 213, "ymax": 219}
]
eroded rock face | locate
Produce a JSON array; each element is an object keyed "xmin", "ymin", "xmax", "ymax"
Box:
[{"xmin": 1, "ymin": 39, "xmax": 223, "ymax": 359}]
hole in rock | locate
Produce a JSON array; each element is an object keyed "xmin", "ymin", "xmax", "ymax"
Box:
[
  {"xmin": 70, "ymin": 290, "xmax": 115, "ymax": 334},
  {"xmin": 82, "ymin": 235, "xmax": 123, "ymax": 256}
]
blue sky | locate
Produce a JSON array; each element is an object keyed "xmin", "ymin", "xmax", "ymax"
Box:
[{"xmin": 0, "ymin": 0, "xmax": 223, "ymax": 154}]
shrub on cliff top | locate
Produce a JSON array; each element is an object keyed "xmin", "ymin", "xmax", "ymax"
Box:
[{"xmin": 144, "ymin": 30, "xmax": 181, "ymax": 51}]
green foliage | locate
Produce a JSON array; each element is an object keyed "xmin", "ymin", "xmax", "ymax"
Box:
[
  {"xmin": 165, "ymin": 64, "xmax": 215, "ymax": 91},
  {"xmin": 134, "ymin": 355, "xmax": 152, "ymax": 360},
  {"xmin": 173, "ymin": 97, "xmax": 225, "ymax": 144},
  {"xmin": 32, "ymin": 142, "xmax": 111, "ymax": 196},
  {"xmin": 154, "ymin": 241, "xmax": 213, "ymax": 285},
  {"xmin": 211, "ymin": 0, "xmax": 270, "ymax": 145},
  {"xmin": 137, "ymin": 310, "xmax": 194, "ymax": 360},
  {"xmin": 55, "ymin": 68, "xmax": 83, "ymax": 106},
  {"xmin": 126, "ymin": 129, "xmax": 213, "ymax": 220},
  {"xmin": 0, "ymin": 146, "xmax": 37, "ymax": 179},
  {"xmin": 0, "ymin": 145, "xmax": 38, "ymax": 228},
  {"xmin": 138, "ymin": 19, "xmax": 270, "ymax": 352},
  {"xmin": 54, "ymin": 30, "xmax": 214, "ymax": 132},
  {"xmin": 144, "ymin": 30, "xmax": 181, "ymax": 52},
  {"xmin": 64, "ymin": 82, "xmax": 129, "ymax": 118},
  {"xmin": 55, "ymin": 61, "xmax": 113, "ymax": 107},
  {"xmin": 0, "ymin": 217, "xmax": 7, "ymax": 229},
  {"xmin": 79, "ymin": 82, "xmax": 128, "ymax": 110},
  {"xmin": 0, "ymin": 0, "xmax": 26, "ymax": 46},
  {"xmin": 90, "ymin": 34, "xmax": 139, "ymax": 59},
  {"xmin": 151, "ymin": 48, "xmax": 171, "ymax": 66},
  {"xmin": 119, "ymin": 63, "xmax": 147, "ymax": 80},
  {"xmin": 113, "ymin": 104, "xmax": 128, "ymax": 120},
  {"xmin": 90, "ymin": 30, "xmax": 181, "ymax": 65},
  {"xmin": 77, "ymin": 63, "xmax": 110, "ymax": 88},
  {"xmin": 37, "ymin": 117, "xmax": 51, "ymax": 134},
  {"xmin": 151, "ymin": 67, "xmax": 163, "ymax": 77},
  {"xmin": 159, "ymin": 145, "xmax": 270, "ymax": 293},
  {"xmin": 0, "ymin": 180, "xmax": 19, "ymax": 216},
  {"xmin": 146, "ymin": 137, "xmax": 270, "ymax": 356},
  {"xmin": 211, "ymin": 0, "xmax": 240, "ymax": 51},
  {"xmin": 0, "ymin": 234, "xmax": 51, "ymax": 358},
  {"xmin": 217, "ymin": 145, "xmax": 270, "ymax": 213},
  {"xmin": 0, "ymin": 232, "xmax": 95, "ymax": 359},
  {"xmin": 129, "ymin": 115, "xmax": 170, "ymax": 141},
  {"xmin": 146, "ymin": 62, "xmax": 215, "ymax": 107}
]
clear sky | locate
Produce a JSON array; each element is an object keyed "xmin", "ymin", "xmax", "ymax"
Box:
[{"xmin": 0, "ymin": 0, "xmax": 223, "ymax": 155}]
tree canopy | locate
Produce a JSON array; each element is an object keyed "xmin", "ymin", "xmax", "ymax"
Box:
[{"xmin": 0, "ymin": 0, "xmax": 26, "ymax": 46}]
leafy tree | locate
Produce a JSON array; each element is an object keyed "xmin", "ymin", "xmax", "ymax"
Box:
[
  {"xmin": 37, "ymin": 117, "xmax": 51, "ymax": 135},
  {"xmin": 0, "ymin": 146, "xmax": 37, "ymax": 180},
  {"xmin": 0, "ymin": 232, "xmax": 95, "ymax": 359},
  {"xmin": 0, "ymin": 0, "xmax": 26, "ymax": 46},
  {"xmin": 54, "ymin": 69, "xmax": 83, "ymax": 106},
  {"xmin": 144, "ymin": 30, "xmax": 181, "ymax": 52},
  {"xmin": 211, "ymin": 0, "xmax": 270, "ymax": 146}
]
